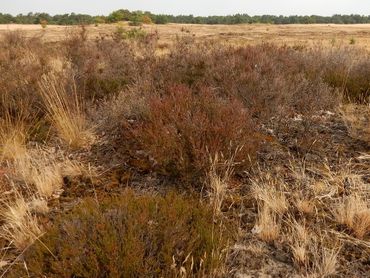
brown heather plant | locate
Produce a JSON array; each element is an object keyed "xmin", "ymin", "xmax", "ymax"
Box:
[
  {"xmin": 127, "ymin": 84, "xmax": 262, "ymax": 183},
  {"xmin": 63, "ymin": 26, "xmax": 156, "ymax": 101},
  {"xmin": 9, "ymin": 190, "xmax": 233, "ymax": 277},
  {"xmin": 302, "ymin": 45, "xmax": 370, "ymax": 103},
  {"xmin": 0, "ymin": 32, "xmax": 55, "ymax": 119}
]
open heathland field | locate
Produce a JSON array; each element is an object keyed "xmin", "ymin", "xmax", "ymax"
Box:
[
  {"xmin": 0, "ymin": 24, "xmax": 369, "ymax": 277},
  {"xmin": 1, "ymin": 23, "xmax": 370, "ymax": 48}
]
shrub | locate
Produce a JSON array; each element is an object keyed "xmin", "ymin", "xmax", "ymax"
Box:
[
  {"xmin": 126, "ymin": 84, "xmax": 263, "ymax": 183},
  {"xmin": 63, "ymin": 34, "xmax": 115, "ymax": 100},
  {"xmin": 156, "ymin": 41, "xmax": 337, "ymax": 120},
  {"xmin": 116, "ymin": 27, "xmax": 147, "ymax": 40},
  {"xmin": 141, "ymin": 15, "xmax": 153, "ymax": 24},
  {"xmin": 10, "ymin": 190, "xmax": 232, "ymax": 277},
  {"xmin": 128, "ymin": 20, "xmax": 142, "ymax": 27},
  {"xmin": 64, "ymin": 27, "xmax": 153, "ymax": 101},
  {"xmin": 303, "ymin": 46, "xmax": 370, "ymax": 103},
  {"xmin": 112, "ymin": 26, "xmax": 126, "ymax": 40},
  {"xmin": 40, "ymin": 19, "xmax": 48, "ymax": 29},
  {"xmin": 342, "ymin": 60, "xmax": 370, "ymax": 102},
  {"xmin": 0, "ymin": 31, "xmax": 54, "ymax": 119},
  {"xmin": 113, "ymin": 26, "xmax": 149, "ymax": 40}
]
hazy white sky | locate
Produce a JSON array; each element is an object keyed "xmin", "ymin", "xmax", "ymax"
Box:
[{"xmin": 2, "ymin": 1, "xmax": 370, "ymax": 16}]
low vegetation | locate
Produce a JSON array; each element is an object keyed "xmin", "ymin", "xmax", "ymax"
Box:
[
  {"xmin": 9, "ymin": 190, "xmax": 232, "ymax": 277},
  {"xmin": 0, "ymin": 28, "xmax": 369, "ymax": 277}
]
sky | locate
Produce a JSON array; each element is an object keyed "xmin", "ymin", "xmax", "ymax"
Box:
[{"xmin": 2, "ymin": 1, "xmax": 370, "ymax": 16}]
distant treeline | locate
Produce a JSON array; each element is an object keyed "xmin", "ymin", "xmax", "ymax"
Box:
[{"xmin": 1, "ymin": 10, "xmax": 370, "ymax": 25}]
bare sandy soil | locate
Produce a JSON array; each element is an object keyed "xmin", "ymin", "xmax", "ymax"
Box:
[{"xmin": 1, "ymin": 23, "xmax": 370, "ymax": 48}]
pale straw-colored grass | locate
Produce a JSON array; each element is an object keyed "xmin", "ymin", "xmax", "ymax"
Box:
[{"xmin": 39, "ymin": 73, "xmax": 94, "ymax": 149}]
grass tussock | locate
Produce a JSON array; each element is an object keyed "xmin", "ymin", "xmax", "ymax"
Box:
[
  {"xmin": 207, "ymin": 153, "xmax": 235, "ymax": 215},
  {"xmin": 340, "ymin": 104, "xmax": 370, "ymax": 143},
  {"xmin": 289, "ymin": 221, "xmax": 311, "ymax": 267},
  {"xmin": 333, "ymin": 194, "xmax": 370, "ymax": 239},
  {"xmin": 309, "ymin": 240, "xmax": 340, "ymax": 278},
  {"xmin": 12, "ymin": 150, "xmax": 63, "ymax": 198},
  {"xmin": 245, "ymin": 161, "xmax": 368, "ymax": 276},
  {"xmin": 0, "ymin": 117, "xmax": 27, "ymax": 163},
  {"xmin": 0, "ymin": 192, "xmax": 43, "ymax": 250},
  {"xmin": 39, "ymin": 74, "xmax": 94, "ymax": 149},
  {"xmin": 252, "ymin": 177, "xmax": 289, "ymax": 215},
  {"xmin": 253, "ymin": 204, "xmax": 280, "ymax": 242}
]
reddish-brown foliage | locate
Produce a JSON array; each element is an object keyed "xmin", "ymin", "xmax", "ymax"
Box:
[{"xmin": 127, "ymin": 84, "xmax": 263, "ymax": 183}]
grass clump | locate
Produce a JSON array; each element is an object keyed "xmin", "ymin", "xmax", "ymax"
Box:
[
  {"xmin": 0, "ymin": 192, "xmax": 43, "ymax": 251},
  {"xmin": 0, "ymin": 114, "xmax": 28, "ymax": 162},
  {"xmin": 333, "ymin": 194, "xmax": 370, "ymax": 239},
  {"xmin": 39, "ymin": 73, "xmax": 94, "ymax": 149},
  {"xmin": 10, "ymin": 190, "xmax": 232, "ymax": 277}
]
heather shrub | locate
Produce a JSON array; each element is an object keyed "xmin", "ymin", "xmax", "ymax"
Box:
[
  {"xmin": 10, "ymin": 190, "xmax": 231, "ymax": 277},
  {"xmin": 111, "ymin": 41, "xmax": 339, "ymax": 184},
  {"xmin": 302, "ymin": 46, "xmax": 370, "ymax": 103},
  {"xmin": 64, "ymin": 27, "xmax": 156, "ymax": 101},
  {"xmin": 155, "ymin": 41, "xmax": 337, "ymax": 121},
  {"xmin": 337, "ymin": 60, "xmax": 370, "ymax": 102},
  {"xmin": 126, "ymin": 84, "xmax": 263, "ymax": 183},
  {"xmin": 0, "ymin": 32, "xmax": 54, "ymax": 119}
]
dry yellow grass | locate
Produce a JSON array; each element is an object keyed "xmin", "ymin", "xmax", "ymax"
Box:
[
  {"xmin": 13, "ymin": 151, "xmax": 63, "ymax": 198},
  {"xmin": 295, "ymin": 198, "xmax": 316, "ymax": 216},
  {"xmin": 253, "ymin": 204, "xmax": 280, "ymax": 242},
  {"xmin": 0, "ymin": 114, "xmax": 28, "ymax": 163},
  {"xmin": 0, "ymin": 192, "xmax": 43, "ymax": 250},
  {"xmin": 39, "ymin": 74, "xmax": 95, "ymax": 149},
  {"xmin": 252, "ymin": 178, "xmax": 288, "ymax": 215},
  {"xmin": 0, "ymin": 109, "xmax": 88, "ymax": 251},
  {"xmin": 207, "ymin": 153, "xmax": 236, "ymax": 215},
  {"xmin": 0, "ymin": 145, "xmax": 88, "ymax": 251},
  {"xmin": 2, "ymin": 23, "xmax": 370, "ymax": 49},
  {"xmin": 0, "ymin": 114, "xmax": 75, "ymax": 199},
  {"xmin": 310, "ymin": 244, "xmax": 340, "ymax": 278},
  {"xmin": 289, "ymin": 221, "xmax": 310, "ymax": 267},
  {"xmin": 341, "ymin": 104, "xmax": 370, "ymax": 142},
  {"xmin": 333, "ymin": 194, "xmax": 370, "ymax": 239},
  {"xmin": 247, "ymin": 160, "xmax": 367, "ymax": 276}
]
